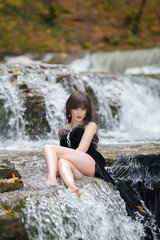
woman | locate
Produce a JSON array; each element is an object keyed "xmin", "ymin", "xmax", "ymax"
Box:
[
  {"xmin": 43, "ymin": 91, "xmax": 114, "ymax": 195},
  {"xmin": 43, "ymin": 91, "xmax": 160, "ymax": 235}
]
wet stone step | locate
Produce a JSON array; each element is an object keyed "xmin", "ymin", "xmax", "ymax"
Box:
[
  {"xmin": 0, "ymin": 178, "xmax": 23, "ymax": 193},
  {"xmin": 0, "ymin": 158, "xmax": 23, "ymax": 193},
  {"xmin": 0, "ymin": 158, "xmax": 21, "ymax": 179}
]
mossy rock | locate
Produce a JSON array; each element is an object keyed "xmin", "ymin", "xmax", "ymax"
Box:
[
  {"xmin": 0, "ymin": 178, "xmax": 23, "ymax": 193},
  {"xmin": 0, "ymin": 159, "xmax": 21, "ymax": 179},
  {"xmin": 0, "ymin": 207, "xmax": 28, "ymax": 240},
  {"xmin": 0, "ymin": 158, "xmax": 23, "ymax": 193},
  {"xmin": 56, "ymin": 73, "xmax": 79, "ymax": 92},
  {"xmin": 23, "ymin": 91, "xmax": 51, "ymax": 139}
]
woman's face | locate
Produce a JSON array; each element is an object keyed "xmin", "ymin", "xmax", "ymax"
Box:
[{"xmin": 70, "ymin": 106, "xmax": 87, "ymax": 125}]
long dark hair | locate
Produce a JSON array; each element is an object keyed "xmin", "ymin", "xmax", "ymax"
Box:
[{"xmin": 65, "ymin": 91, "xmax": 96, "ymax": 124}]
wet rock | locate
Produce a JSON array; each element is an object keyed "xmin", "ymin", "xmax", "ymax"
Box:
[
  {"xmin": 11, "ymin": 72, "xmax": 19, "ymax": 82},
  {"xmin": 12, "ymin": 74, "xmax": 51, "ymax": 139},
  {"xmin": 0, "ymin": 207, "xmax": 28, "ymax": 240},
  {"xmin": 0, "ymin": 158, "xmax": 21, "ymax": 179},
  {"xmin": 24, "ymin": 93, "xmax": 51, "ymax": 139},
  {"xmin": 0, "ymin": 158, "xmax": 23, "ymax": 193},
  {"xmin": 0, "ymin": 178, "xmax": 23, "ymax": 193}
]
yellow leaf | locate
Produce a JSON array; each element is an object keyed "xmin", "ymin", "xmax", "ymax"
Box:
[
  {"xmin": 12, "ymin": 173, "xmax": 16, "ymax": 178},
  {"xmin": 7, "ymin": 209, "xmax": 12, "ymax": 214},
  {"xmin": 6, "ymin": 209, "xmax": 14, "ymax": 216},
  {"xmin": 138, "ymin": 205, "xmax": 146, "ymax": 213},
  {"xmin": 13, "ymin": 72, "xmax": 19, "ymax": 75}
]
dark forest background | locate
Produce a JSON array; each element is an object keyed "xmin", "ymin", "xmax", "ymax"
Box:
[{"xmin": 0, "ymin": 0, "xmax": 160, "ymax": 59}]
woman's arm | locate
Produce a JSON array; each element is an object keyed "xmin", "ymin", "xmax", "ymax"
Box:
[{"xmin": 76, "ymin": 122, "xmax": 97, "ymax": 152}]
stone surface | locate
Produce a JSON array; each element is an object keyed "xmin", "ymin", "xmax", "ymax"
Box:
[
  {"xmin": 0, "ymin": 207, "xmax": 28, "ymax": 240},
  {"xmin": 0, "ymin": 178, "xmax": 23, "ymax": 193},
  {"xmin": 0, "ymin": 158, "xmax": 23, "ymax": 193},
  {"xmin": 0, "ymin": 158, "xmax": 21, "ymax": 179}
]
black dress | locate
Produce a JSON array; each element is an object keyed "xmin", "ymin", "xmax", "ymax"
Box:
[
  {"xmin": 59, "ymin": 125, "xmax": 115, "ymax": 186},
  {"xmin": 58, "ymin": 125, "xmax": 160, "ymax": 238}
]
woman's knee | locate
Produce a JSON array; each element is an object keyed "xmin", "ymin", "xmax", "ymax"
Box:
[
  {"xmin": 43, "ymin": 144, "xmax": 50, "ymax": 153},
  {"xmin": 43, "ymin": 144, "xmax": 56, "ymax": 153}
]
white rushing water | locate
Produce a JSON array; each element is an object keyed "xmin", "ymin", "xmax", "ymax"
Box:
[
  {"xmin": 0, "ymin": 61, "xmax": 160, "ymax": 150},
  {"xmin": 99, "ymin": 75, "xmax": 160, "ymax": 144},
  {"xmin": 23, "ymin": 179, "xmax": 145, "ymax": 240},
  {"xmin": 68, "ymin": 47, "xmax": 160, "ymax": 73},
  {"xmin": 0, "ymin": 75, "xmax": 26, "ymax": 139}
]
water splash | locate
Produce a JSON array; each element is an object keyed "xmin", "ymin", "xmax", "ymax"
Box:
[{"xmin": 23, "ymin": 179, "xmax": 145, "ymax": 240}]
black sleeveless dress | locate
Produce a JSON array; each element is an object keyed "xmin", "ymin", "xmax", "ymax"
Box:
[
  {"xmin": 58, "ymin": 125, "xmax": 160, "ymax": 237},
  {"xmin": 59, "ymin": 126, "xmax": 115, "ymax": 186}
]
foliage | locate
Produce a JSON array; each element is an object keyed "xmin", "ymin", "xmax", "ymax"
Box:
[
  {"xmin": 0, "ymin": 0, "xmax": 160, "ymax": 56},
  {"xmin": 83, "ymin": 42, "xmax": 93, "ymax": 49}
]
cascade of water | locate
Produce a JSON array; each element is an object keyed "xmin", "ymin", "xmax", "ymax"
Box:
[
  {"xmin": 79, "ymin": 73, "xmax": 160, "ymax": 143},
  {"xmin": 118, "ymin": 76, "xmax": 160, "ymax": 140},
  {"xmin": 17, "ymin": 64, "xmax": 85, "ymax": 138},
  {"xmin": 23, "ymin": 179, "xmax": 145, "ymax": 240},
  {"xmin": 0, "ymin": 75, "xmax": 26, "ymax": 139},
  {"xmin": 0, "ymin": 63, "xmax": 160, "ymax": 148},
  {"xmin": 68, "ymin": 47, "xmax": 160, "ymax": 73}
]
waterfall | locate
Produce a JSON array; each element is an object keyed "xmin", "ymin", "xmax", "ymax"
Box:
[
  {"xmin": 0, "ymin": 62, "xmax": 160, "ymax": 149},
  {"xmin": 68, "ymin": 47, "xmax": 160, "ymax": 73},
  {"xmin": 0, "ymin": 75, "xmax": 26, "ymax": 140}
]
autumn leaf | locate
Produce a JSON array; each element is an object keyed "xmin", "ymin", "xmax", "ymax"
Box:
[
  {"xmin": 13, "ymin": 72, "xmax": 19, "ymax": 75},
  {"xmin": 137, "ymin": 205, "xmax": 146, "ymax": 213},
  {"xmin": 17, "ymin": 175, "xmax": 25, "ymax": 184},
  {"xmin": 12, "ymin": 173, "xmax": 16, "ymax": 178},
  {"xmin": 6, "ymin": 209, "xmax": 14, "ymax": 216},
  {"xmin": 6, "ymin": 209, "xmax": 12, "ymax": 214}
]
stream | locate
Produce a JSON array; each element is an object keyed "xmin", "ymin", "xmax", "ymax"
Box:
[{"xmin": 0, "ymin": 48, "xmax": 160, "ymax": 239}]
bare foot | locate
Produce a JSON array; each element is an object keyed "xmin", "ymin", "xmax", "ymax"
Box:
[
  {"xmin": 72, "ymin": 186, "xmax": 81, "ymax": 198},
  {"xmin": 45, "ymin": 177, "xmax": 58, "ymax": 186}
]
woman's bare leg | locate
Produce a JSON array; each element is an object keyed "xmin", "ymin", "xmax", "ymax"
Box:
[
  {"xmin": 58, "ymin": 158, "xmax": 83, "ymax": 194},
  {"xmin": 43, "ymin": 145, "xmax": 95, "ymax": 186},
  {"xmin": 43, "ymin": 145, "xmax": 58, "ymax": 186}
]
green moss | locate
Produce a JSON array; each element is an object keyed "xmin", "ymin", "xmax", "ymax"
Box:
[
  {"xmin": 13, "ymin": 200, "xmax": 26, "ymax": 212},
  {"xmin": 83, "ymin": 42, "xmax": 93, "ymax": 49}
]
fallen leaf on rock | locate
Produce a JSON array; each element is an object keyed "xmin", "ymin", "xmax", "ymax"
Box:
[{"xmin": 12, "ymin": 173, "xmax": 16, "ymax": 178}]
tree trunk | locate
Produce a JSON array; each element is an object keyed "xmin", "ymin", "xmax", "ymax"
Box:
[{"xmin": 132, "ymin": 0, "xmax": 147, "ymax": 34}]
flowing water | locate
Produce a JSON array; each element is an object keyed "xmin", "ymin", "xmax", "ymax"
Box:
[
  {"xmin": 0, "ymin": 48, "xmax": 160, "ymax": 239},
  {"xmin": 0, "ymin": 151, "xmax": 146, "ymax": 240}
]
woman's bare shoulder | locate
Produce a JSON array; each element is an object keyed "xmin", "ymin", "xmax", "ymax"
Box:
[{"xmin": 85, "ymin": 122, "xmax": 98, "ymax": 132}]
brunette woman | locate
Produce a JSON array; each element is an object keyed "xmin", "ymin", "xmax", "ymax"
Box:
[{"xmin": 43, "ymin": 91, "xmax": 114, "ymax": 195}]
